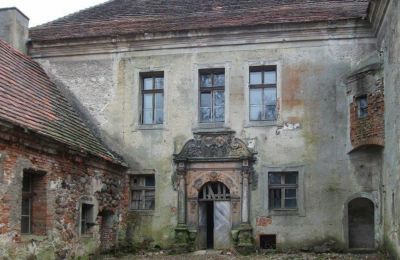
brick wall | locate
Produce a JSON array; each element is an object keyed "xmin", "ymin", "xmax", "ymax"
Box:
[
  {"xmin": 0, "ymin": 121, "xmax": 128, "ymax": 258},
  {"xmin": 350, "ymin": 80, "xmax": 384, "ymax": 150}
]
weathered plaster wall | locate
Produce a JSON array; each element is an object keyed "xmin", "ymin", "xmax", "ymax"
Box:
[
  {"xmin": 377, "ymin": 0, "xmax": 400, "ymax": 257},
  {"xmin": 36, "ymin": 37, "xmax": 377, "ymax": 250},
  {"xmin": 0, "ymin": 123, "xmax": 128, "ymax": 259}
]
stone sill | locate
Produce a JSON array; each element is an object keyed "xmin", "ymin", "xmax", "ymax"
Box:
[
  {"xmin": 244, "ymin": 121, "xmax": 278, "ymax": 128},
  {"xmin": 269, "ymin": 209, "xmax": 299, "ymax": 216},
  {"xmin": 136, "ymin": 124, "xmax": 166, "ymax": 131},
  {"xmin": 127, "ymin": 210, "xmax": 155, "ymax": 216}
]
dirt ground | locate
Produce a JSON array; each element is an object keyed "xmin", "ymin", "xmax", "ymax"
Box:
[{"xmin": 99, "ymin": 250, "xmax": 390, "ymax": 260}]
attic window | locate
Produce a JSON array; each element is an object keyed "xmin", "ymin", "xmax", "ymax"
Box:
[{"xmin": 356, "ymin": 95, "xmax": 368, "ymax": 119}]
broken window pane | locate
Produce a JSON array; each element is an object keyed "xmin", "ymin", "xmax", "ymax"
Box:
[
  {"xmin": 250, "ymin": 72, "xmax": 262, "ymax": 84},
  {"xmin": 200, "ymin": 74, "xmax": 212, "ymax": 88},
  {"xmin": 131, "ymin": 190, "xmax": 142, "ymax": 209},
  {"xmin": 200, "ymin": 108, "xmax": 212, "ymax": 122},
  {"xmin": 213, "ymin": 74, "xmax": 225, "ymax": 86},
  {"xmin": 264, "ymin": 71, "xmax": 277, "ymax": 84},
  {"xmin": 143, "ymin": 78, "xmax": 153, "ymax": 90},
  {"xmin": 264, "ymin": 88, "xmax": 276, "ymax": 106},
  {"xmin": 144, "ymin": 190, "xmax": 155, "ymax": 210}
]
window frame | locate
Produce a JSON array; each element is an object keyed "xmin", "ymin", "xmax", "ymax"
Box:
[
  {"xmin": 356, "ymin": 95, "xmax": 368, "ymax": 119},
  {"xmin": 268, "ymin": 172, "xmax": 298, "ymax": 210},
  {"xmin": 198, "ymin": 68, "xmax": 225, "ymax": 123},
  {"xmin": 80, "ymin": 203, "xmax": 95, "ymax": 236},
  {"xmin": 140, "ymin": 72, "xmax": 164, "ymax": 125},
  {"xmin": 130, "ymin": 175, "xmax": 156, "ymax": 211},
  {"xmin": 249, "ymin": 65, "xmax": 277, "ymax": 122}
]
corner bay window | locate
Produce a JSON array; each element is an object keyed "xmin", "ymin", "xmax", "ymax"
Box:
[
  {"xmin": 199, "ymin": 69, "xmax": 225, "ymax": 123},
  {"xmin": 249, "ymin": 66, "xmax": 277, "ymax": 121},
  {"xmin": 141, "ymin": 72, "xmax": 164, "ymax": 125},
  {"xmin": 130, "ymin": 175, "xmax": 155, "ymax": 210},
  {"xmin": 268, "ymin": 172, "xmax": 298, "ymax": 209}
]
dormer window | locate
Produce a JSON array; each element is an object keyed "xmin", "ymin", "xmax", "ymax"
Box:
[{"xmin": 356, "ymin": 95, "xmax": 368, "ymax": 119}]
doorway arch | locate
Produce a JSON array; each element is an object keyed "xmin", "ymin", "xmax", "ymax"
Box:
[
  {"xmin": 198, "ymin": 182, "xmax": 231, "ymax": 249},
  {"xmin": 348, "ymin": 197, "xmax": 375, "ymax": 249}
]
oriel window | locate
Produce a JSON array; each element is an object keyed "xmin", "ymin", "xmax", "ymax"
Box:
[
  {"xmin": 141, "ymin": 72, "xmax": 164, "ymax": 125},
  {"xmin": 249, "ymin": 66, "xmax": 277, "ymax": 121},
  {"xmin": 199, "ymin": 69, "xmax": 225, "ymax": 123}
]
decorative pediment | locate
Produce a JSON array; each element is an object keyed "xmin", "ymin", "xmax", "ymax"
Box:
[{"xmin": 174, "ymin": 131, "xmax": 256, "ymax": 161}]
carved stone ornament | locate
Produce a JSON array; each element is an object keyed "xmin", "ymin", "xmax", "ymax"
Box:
[{"xmin": 174, "ymin": 132, "xmax": 256, "ymax": 161}]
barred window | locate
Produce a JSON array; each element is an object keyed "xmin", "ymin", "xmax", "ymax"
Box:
[
  {"xmin": 268, "ymin": 172, "xmax": 298, "ymax": 209},
  {"xmin": 249, "ymin": 66, "xmax": 277, "ymax": 121},
  {"xmin": 130, "ymin": 175, "xmax": 155, "ymax": 210}
]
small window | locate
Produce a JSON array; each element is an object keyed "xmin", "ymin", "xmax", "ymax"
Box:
[
  {"xmin": 356, "ymin": 95, "xmax": 368, "ymax": 119},
  {"xmin": 81, "ymin": 203, "xmax": 95, "ymax": 235},
  {"xmin": 268, "ymin": 172, "xmax": 298, "ymax": 209},
  {"xmin": 21, "ymin": 173, "xmax": 32, "ymax": 234},
  {"xmin": 199, "ymin": 69, "xmax": 225, "ymax": 123},
  {"xmin": 141, "ymin": 72, "xmax": 164, "ymax": 125},
  {"xmin": 130, "ymin": 175, "xmax": 155, "ymax": 210},
  {"xmin": 260, "ymin": 234, "xmax": 277, "ymax": 249},
  {"xmin": 249, "ymin": 66, "xmax": 277, "ymax": 121}
]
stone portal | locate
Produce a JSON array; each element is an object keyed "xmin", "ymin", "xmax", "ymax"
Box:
[{"xmin": 173, "ymin": 131, "xmax": 256, "ymax": 251}]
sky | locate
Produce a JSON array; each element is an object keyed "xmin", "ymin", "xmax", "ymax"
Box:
[{"xmin": 0, "ymin": 0, "xmax": 108, "ymax": 27}]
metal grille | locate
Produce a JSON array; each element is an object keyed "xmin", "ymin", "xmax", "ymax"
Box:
[{"xmin": 199, "ymin": 182, "xmax": 230, "ymax": 201}]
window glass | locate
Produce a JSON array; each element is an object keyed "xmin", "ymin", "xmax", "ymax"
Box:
[
  {"xmin": 143, "ymin": 78, "xmax": 153, "ymax": 90},
  {"xmin": 145, "ymin": 175, "xmax": 155, "ymax": 187},
  {"xmin": 213, "ymin": 74, "xmax": 225, "ymax": 87},
  {"xmin": 154, "ymin": 77, "xmax": 164, "ymax": 89},
  {"xmin": 131, "ymin": 190, "xmax": 142, "ymax": 210},
  {"xmin": 214, "ymin": 91, "xmax": 225, "ymax": 122},
  {"xmin": 250, "ymin": 72, "xmax": 262, "ymax": 84},
  {"xmin": 269, "ymin": 189, "xmax": 281, "ymax": 209},
  {"xmin": 250, "ymin": 89, "xmax": 262, "ymax": 105},
  {"xmin": 285, "ymin": 172, "xmax": 298, "ymax": 184},
  {"xmin": 200, "ymin": 74, "xmax": 212, "ymax": 88},
  {"xmin": 269, "ymin": 172, "xmax": 298, "ymax": 210},
  {"xmin": 268, "ymin": 173, "xmax": 281, "ymax": 184},
  {"xmin": 144, "ymin": 190, "xmax": 155, "ymax": 210},
  {"xmin": 264, "ymin": 88, "xmax": 276, "ymax": 106},
  {"xmin": 264, "ymin": 71, "xmax": 276, "ymax": 84}
]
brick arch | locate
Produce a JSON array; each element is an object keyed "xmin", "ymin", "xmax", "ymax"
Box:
[{"xmin": 187, "ymin": 171, "xmax": 239, "ymax": 199}]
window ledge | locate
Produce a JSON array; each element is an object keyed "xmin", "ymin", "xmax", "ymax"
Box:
[
  {"xmin": 244, "ymin": 121, "xmax": 278, "ymax": 128},
  {"xmin": 128, "ymin": 210, "xmax": 155, "ymax": 216},
  {"xmin": 136, "ymin": 124, "xmax": 165, "ymax": 131},
  {"xmin": 269, "ymin": 209, "xmax": 299, "ymax": 216},
  {"xmin": 193, "ymin": 123, "xmax": 230, "ymax": 132}
]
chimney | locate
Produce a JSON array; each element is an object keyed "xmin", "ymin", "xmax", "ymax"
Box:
[{"xmin": 0, "ymin": 7, "xmax": 29, "ymax": 53}]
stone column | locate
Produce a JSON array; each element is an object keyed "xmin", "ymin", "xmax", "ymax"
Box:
[
  {"xmin": 241, "ymin": 163, "xmax": 250, "ymax": 224},
  {"xmin": 177, "ymin": 171, "xmax": 186, "ymax": 225}
]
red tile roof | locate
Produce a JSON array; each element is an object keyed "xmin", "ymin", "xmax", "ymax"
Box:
[
  {"xmin": 0, "ymin": 39, "xmax": 124, "ymax": 165},
  {"xmin": 30, "ymin": 0, "xmax": 370, "ymax": 41}
]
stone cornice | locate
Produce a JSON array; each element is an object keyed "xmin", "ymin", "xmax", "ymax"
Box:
[{"xmin": 29, "ymin": 19, "xmax": 374, "ymax": 58}]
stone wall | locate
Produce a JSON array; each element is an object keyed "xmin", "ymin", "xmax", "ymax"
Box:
[{"xmin": 0, "ymin": 120, "xmax": 128, "ymax": 259}]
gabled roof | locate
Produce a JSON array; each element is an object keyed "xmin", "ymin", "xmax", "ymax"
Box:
[
  {"xmin": 0, "ymin": 39, "xmax": 125, "ymax": 165},
  {"xmin": 30, "ymin": 0, "xmax": 370, "ymax": 41}
]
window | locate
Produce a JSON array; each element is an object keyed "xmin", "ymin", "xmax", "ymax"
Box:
[
  {"xmin": 260, "ymin": 234, "xmax": 277, "ymax": 249},
  {"xmin": 21, "ymin": 172, "xmax": 33, "ymax": 234},
  {"xmin": 81, "ymin": 203, "xmax": 95, "ymax": 235},
  {"xmin": 249, "ymin": 66, "xmax": 277, "ymax": 121},
  {"xmin": 199, "ymin": 69, "xmax": 225, "ymax": 123},
  {"xmin": 268, "ymin": 172, "xmax": 298, "ymax": 209},
  {"xmin": 130, "ymin": 175, "xmax": 155, "ymax": 210},
  {"xmin": 141, "ymin": 72, "xmax": 164, "ymax": 125},
  {"xmin": 356, "ymin": 95, "xmax": 368, "ymax": 119}
]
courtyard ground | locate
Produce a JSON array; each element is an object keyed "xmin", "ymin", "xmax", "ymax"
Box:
[{"xmin": 99, "ymin": 250, "xmax": 391, "ymax": 260}]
